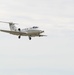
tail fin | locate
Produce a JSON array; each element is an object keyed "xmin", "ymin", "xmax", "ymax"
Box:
[
  {"xmin": 9, "ymin": 23, "xmax": 17, "ymax": 31},
  {"xmin": 0, "ymin": 21, "xmax": 18, "ymax": 31}
]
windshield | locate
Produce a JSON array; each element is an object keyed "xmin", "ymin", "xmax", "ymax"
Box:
[{"xmin": 32, "ymin": 26, "xmax": 38, "ymax": 29}]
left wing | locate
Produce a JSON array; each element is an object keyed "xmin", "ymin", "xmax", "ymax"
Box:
[{"xmin": 0, "ymin": 29, "xmax": 27, "ymax": 35}]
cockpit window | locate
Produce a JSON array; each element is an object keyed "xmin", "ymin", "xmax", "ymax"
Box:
[{"xmin": 33, "ymin": 26, "xmax": 38, "ymax": 28}]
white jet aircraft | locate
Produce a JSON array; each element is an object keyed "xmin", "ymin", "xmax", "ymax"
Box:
[{"xmin": 0, "ymin": 21, "xmax": 46, "ymax": 40}]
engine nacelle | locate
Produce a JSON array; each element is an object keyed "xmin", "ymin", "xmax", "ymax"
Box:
[{"xmin": 18, "ymin": 28, "xmax": 21, "ymax": 31}]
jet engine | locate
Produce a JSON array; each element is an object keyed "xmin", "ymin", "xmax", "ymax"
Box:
[{"xmin": 18, "ymin": 28, "xmax": 21, "ymax": 31}]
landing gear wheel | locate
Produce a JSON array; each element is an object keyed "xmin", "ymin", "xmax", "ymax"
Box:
[
  {"xmin": 18, "ymin": 36, "xmax": 21, "ymax": 39},
  {"xmin": 29, "ymin": 36, "xmax": 31, "ymax": 40}
]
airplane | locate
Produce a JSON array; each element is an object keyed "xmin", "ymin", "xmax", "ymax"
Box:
[{"xmin": 0, "ymin": 21, "xmax": 46, "ymax": 40}]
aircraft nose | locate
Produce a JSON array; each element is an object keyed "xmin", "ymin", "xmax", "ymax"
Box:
[{"xmin": 41, "ymin": 30, "xmax": 44, "ymax": 33}]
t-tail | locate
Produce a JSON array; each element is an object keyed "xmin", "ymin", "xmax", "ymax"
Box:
[
  {"xmin": 0, "ymin": 21, "xmax": 18, "ymax": 31},
  {"xmin": 9, "ymin": 22, "xmax": 17, "ymax": 31}
]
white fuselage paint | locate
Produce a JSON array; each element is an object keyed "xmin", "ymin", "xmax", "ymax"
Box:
[{"xmin": 21, "ymin": 27, "xmax": 44, "ymax": 36}]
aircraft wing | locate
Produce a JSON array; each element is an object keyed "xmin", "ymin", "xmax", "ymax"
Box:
[{"xmin": 0, "ymin": 29, "xmax": 27, "ymax": 35}]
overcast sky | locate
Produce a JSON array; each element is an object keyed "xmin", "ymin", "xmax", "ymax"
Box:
[{"xmin": 0, "ymin": 0, "xmax": 74, "ymax": 75}]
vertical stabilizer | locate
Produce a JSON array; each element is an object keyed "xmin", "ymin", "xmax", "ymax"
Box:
[
  {"xmin": 0, "ymin": 21, "xmax": 18, "ymax": 31},
  {"xmin": 9, "ymin": 23, "xmax": 17, "ymax": 31}
]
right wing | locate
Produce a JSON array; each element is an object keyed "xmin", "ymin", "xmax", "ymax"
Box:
[{"xmin": 0, "ymin": 29, "xmax": 27, "ymax": 35}]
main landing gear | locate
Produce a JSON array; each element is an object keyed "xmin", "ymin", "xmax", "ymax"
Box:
[
  {"xmin": 18, "ymin": 28, "xmax": 21, "ymax": 39},
  {"xmin": 18, "ymin": 36, "xmax": 32, "ymax": 40},
  {"xmin": 18, "ymin": 35, "xmax": 21, "ymax": 39},
  {"xmin": 29, "ymin": 36, "xmax": 31, "ymax": 40}
]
